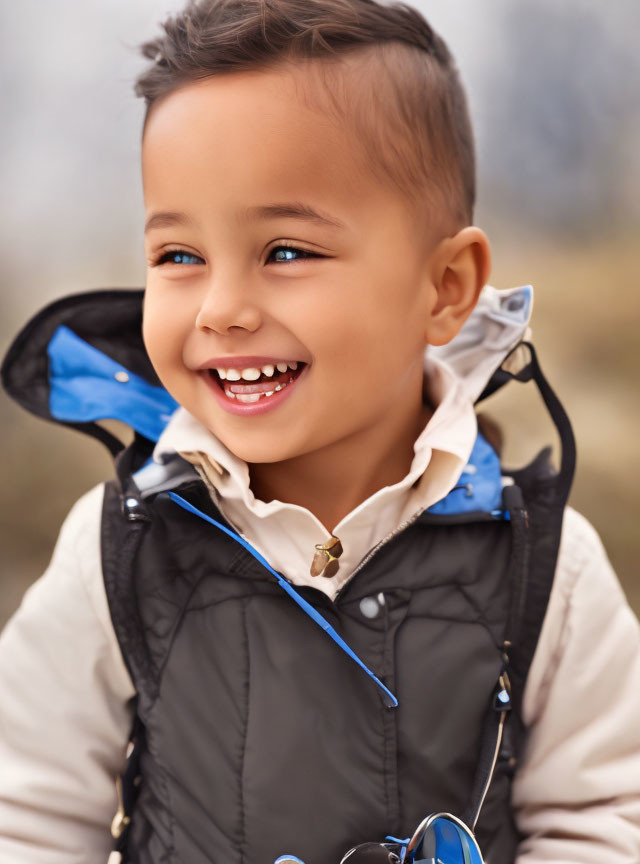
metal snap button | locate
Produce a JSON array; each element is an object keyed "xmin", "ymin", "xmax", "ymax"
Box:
[{"xmin": 359, "ymin": 596, "xmax": 381, "ymax": 619}]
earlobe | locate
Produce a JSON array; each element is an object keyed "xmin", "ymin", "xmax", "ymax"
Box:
[{"xmin": 425, "ymin": 226, "xmax": 491, "ymax": 346}]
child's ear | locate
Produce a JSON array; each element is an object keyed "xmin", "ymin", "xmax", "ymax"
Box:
[{"xmin": 424, "ymin": 226, "xmax": 491, "ymax": 346}]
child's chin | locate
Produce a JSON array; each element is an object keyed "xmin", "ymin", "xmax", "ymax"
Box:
[{"xmin": 219, "ymin": 433, "xmax": 304, "ymax": 466}]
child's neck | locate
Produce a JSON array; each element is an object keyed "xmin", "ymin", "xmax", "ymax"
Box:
[{"xmin": 248, "ymin": 398, "xmax": 433, "ymax": 532}]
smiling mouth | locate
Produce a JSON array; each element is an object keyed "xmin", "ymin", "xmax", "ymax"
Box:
[{"xmin": 207, "ymin": 362, "xmax": 307, "ymax": 404}]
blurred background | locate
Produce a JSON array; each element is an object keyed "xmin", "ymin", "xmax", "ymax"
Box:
[{"xmin": 1, "ymin": 0, "xmax": 639, "ymax": 627}]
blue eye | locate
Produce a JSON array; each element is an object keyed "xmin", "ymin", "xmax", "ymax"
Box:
[
  {"xmin": 154, "ymin": 250, "xmax": 203, "ymax": 266},
  {"xmin": 268, "ymin": 245, "xmax": 321, "ymax": 263},
  {"xmin": 152, "ymin": 245, "xmax": 322, "ymax": 267}
]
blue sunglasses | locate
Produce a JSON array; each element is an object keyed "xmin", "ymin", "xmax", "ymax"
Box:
[
  {"xmin": 404, "ymin": 811, "xmax": 483, "ymax": 863},
  {"xmin": 275, "ymin": 811, "xmax": 484, "ymax": 863}
]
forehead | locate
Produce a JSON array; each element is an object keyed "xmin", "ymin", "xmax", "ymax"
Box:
[{"xmin": 141, "ymin": 62, "xmax": 384, "ymax": 227}]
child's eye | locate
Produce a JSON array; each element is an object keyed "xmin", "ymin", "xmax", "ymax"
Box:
[
  {"xmin": 150, "ymin": 245, "xmax": 323, "ymax": 268},
  {"xmin": 152, "ymin": 250, "xmax": 204, "ymax": 267},
  {"xmin": 267, "ymin": 244, "xmax": 323, "ymax": 264}
]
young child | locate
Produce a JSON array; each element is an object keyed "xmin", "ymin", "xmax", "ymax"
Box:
[{"xmin": 1, "ymin": 1, "xmax": 639, "ymax": 862}]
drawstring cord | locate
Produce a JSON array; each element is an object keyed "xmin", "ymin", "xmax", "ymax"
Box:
[{"xmin": 166, "ymin": 491, "xmax": 398, "ymax": 708}]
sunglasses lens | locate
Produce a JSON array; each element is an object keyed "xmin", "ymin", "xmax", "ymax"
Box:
[{"xmin": 415, "ymin": 816, "xmax": 482, "ymax": 864}]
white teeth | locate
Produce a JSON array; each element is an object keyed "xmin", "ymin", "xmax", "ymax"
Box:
[
  {"xmin": 241, "ymin": 367, "xmax": 261, "ymax": 381},
  {"xmin": 217, "ymin": 361, "xmax": 303, "ymax": 405},
  {"xmin": 216, "ymin": 361, "xmax": 301, "ymax": 380}
]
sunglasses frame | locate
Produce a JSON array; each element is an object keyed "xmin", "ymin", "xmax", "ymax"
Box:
[
  {"xmin": 338, "ymin": 842, "xmax": 402, "ymax": 863},
  {"xmin": 405, "ymin": 811, "xmax": 484, "ymax": 863}
]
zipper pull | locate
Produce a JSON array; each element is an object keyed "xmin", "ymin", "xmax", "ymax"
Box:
[{"xmin": 110, "ymin": 775, "xmax": 130, "ymax": 839}]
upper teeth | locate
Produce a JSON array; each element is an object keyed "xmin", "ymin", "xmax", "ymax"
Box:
[{"xmin": 215, "ymin": 361, "xmax": 299, "ymax": 381}]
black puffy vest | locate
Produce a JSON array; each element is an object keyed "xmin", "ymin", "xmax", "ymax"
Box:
[{"xmin": 1, "ymin": 289, "xmax": 575, "ymax": 864}]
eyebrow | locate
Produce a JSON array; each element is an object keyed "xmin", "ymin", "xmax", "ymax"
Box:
[
  {"xmin": 144, "ymin": 211, "xmax": 193, "ymax": 234},
  {"xmin": 144, "ymin": 202, "xmax": 346, "ymax": 234},
  {"xmin": 241, "ymin": 202, "xmax": 346, "ymax": 230}
]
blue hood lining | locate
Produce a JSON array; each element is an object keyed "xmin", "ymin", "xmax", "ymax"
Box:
[
  {"xmin": 427, "ymin": 433, "xmax": 504, "ymax": 516},
  {"xmin": 47, "ymin": 325, "xmax": 178, "ymax": 442}
]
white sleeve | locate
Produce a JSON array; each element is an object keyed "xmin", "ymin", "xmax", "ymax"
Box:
[
  {"xmin": 0, "ymin": 483, "xmax": 137, "ymax": 864},
  {"xmin": 513, "ymin": 506, "xmax": 640, "ymax": 863}
]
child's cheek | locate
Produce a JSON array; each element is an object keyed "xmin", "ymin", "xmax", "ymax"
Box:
[{"xmin": 141, "ymin": 297, "xmax": 180, "ymax": 380}]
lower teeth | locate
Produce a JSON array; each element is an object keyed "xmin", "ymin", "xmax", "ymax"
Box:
[
  {"xmin": 224, "ymin": 377, "xmax": 293, "ymax": 403},
  {"xmin": 225, "ymin": 377, "xmax": 293, "ymax": 403}
]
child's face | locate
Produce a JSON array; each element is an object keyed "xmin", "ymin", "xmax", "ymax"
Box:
[{"xmin": 142, "ymin": 63, "xmax": 442, "ymax": 464}]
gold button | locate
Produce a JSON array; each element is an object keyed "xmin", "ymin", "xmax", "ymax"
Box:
[{"xmin": 310, "ymin": 535, "xmax": 343, "ymax": 578}]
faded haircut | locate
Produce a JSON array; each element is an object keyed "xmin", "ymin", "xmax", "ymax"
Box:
[{"xmin": 134, "ymin": 0, "xmax": 475, "ymax": 231}]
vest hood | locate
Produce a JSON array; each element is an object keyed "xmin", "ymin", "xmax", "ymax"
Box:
[{"xmin": 1, "ymin": 283, "xmax": 532, "ymax": 456}]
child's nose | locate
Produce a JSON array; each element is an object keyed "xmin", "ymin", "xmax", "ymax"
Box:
[{"xmin": 194, "ymin": 274, "xmax": 262, "ymax": 335}]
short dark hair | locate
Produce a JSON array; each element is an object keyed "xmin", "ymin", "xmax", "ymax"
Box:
[{"xmin": 134, "ymin": 0, "xmax": 475, "ymax": 229}]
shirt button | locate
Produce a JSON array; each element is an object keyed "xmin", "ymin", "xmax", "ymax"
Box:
[{"xmin": 359, "ymin": 596, "xmax": 382, "ymax": 619}]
